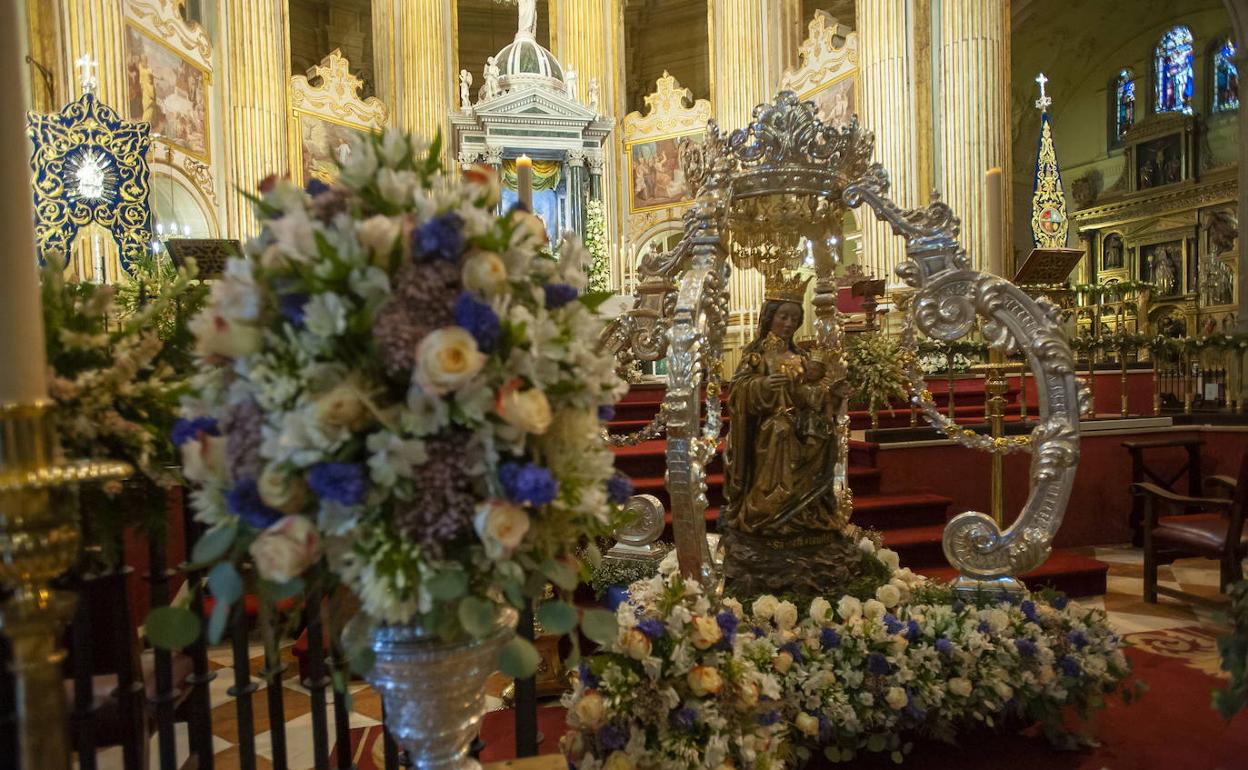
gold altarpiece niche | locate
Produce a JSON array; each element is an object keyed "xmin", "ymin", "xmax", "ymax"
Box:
[{"xmin": 289, "ymin": 49, "xmax": 389, "ymax": 186}]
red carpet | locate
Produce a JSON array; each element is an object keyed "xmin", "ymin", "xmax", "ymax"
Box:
[{"xmin": 342, "ymin": 639, "xmax": 1248, "ymax": 769}]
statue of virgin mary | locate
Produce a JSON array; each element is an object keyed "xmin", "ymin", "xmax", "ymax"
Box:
[{"xmin": 517, "ymin": 0, "xmax": 537, "ymax": 37}]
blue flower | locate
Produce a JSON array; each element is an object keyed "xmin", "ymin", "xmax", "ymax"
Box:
[
  {"xmin": 716, "ymin": 611, "xmax": 738, "ymax": 639},
  {"xmin": 578, "ymin": 661, "xmax": 598, "ymax": 688},
  {"xmin": 603, "ymin": 585, "xmax": 629, "ymax": 612},
  {"xmin": 597, "ymin": 724, "xmax": 627, "ymax": 752},
  {"xmin": 751, "ymin": 625, "xmax": 766, "ymax": 638},
  {"xmin": 1021, "ymin": 600, "xmax": 1038, "ymax": 623},
  {"xmin": 669, "ymin": 707, "xmax": 697, "ymax": 732},
  {"xmin": 951, "ymin": 599, "xmax": 966, "ymax": 613},
  {"xmin": 498, "ymin": 462, "xmax": 559, "ymax": 506},
  {"xmin": 597, "ymin": 404, "xmax": 616, "ymax": 422},
  {"xmin": 935, "ymin": 638, "xmax": 954, "ymax": 657},
  {"xmin": 977, "ymin": 621, "xmax": 992, "ymax": 635},
  {"xmin": 305, "ymin": 178, "xmax": 331, "ymax": 196},
  {"xmin": 226, "ymin": 479, "xmax": 281, "ymax": 529},
  {"xmin": 171, "ymin": 417, "xmax": 218, "ymax": 447},
  {"xmin": 781, "ymin": 641, "xmax": 804, "ymax": 663},
  {"xmin": 1058, "ymin": 656, "xmax": 1081, "ymax": 677},
  {"xmin": 820, "ymin": 627, "xmax": 841, "ymax": 650},
  {"xmin": 1050, "ymin": 594, "xmax": 1069, "ymax": 611},
  {"xmin": 1015, "ymin": 638, "xmax": 1038, "ymax": 657},
  {"xmin": 906, "ymin": 619, "xmax": 922, "ymax": 641},
  {"xmin": 544, "ymin": 283, "xmax": 578, "ymax": 309},
  {"xmin": 637, "ymin": 619, "xmax": 666, "ymax": 640},
  {"xmin": 453, "ymin": 292, "xmax": 500, "ymax": 351},
  {"xmin": 883, "ymin": 614, "xmax": 904, "ymax": 635},
  {"xmin": 307, "ymin": 462, "xmax": 368, "ymax": 506},
  {"xmin": 756, "ymin": 710, "xmax": 780, "ymax": 726},
  {"xmin": 606, "ymin": 473, "xmax": 633, "ymax": 505},
  {"xmin": 1066, "ymin": 630, "xmax": 1088, "ymax": 650},
  {"xmin": 866, "ymin": 652, "xmax": 891, "ymax": 675},
  {"xmin": 413, "ymin": 213, "xmax": 464, "ymax": 261},
  {"xmin": 279, "ymin": 292, "xmax": 310, "ymax": 328},
  {"xmin": 906, "ymin": 701, "xmax": 926, "ymax": 722}
]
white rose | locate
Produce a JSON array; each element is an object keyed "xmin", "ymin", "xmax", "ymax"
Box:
[
  {"xmin": 808, "ymin": 597, "xmax": 832, "ymax": 623},
  {"xmin": 181, "ymin": 434, "xmax": 227, "ymax": 484},
  {"xmin": 463, "ymin": 164, "xmax": 501, "ymax": 208},
  {"xmin": 689, "ymin": 615, "xmax": 723, "ymax": 650},
  {"xmin": 772, "ymin": 651, "xmax": 793, "ymax": 674},
  {"xmin": 752, "ymin": 595, "xmax": 779, "ymax": 621},
  {"xmin": 358, "ymin": 215, "xmax": 401, "ymax": 263},
  {"xmin": 737, "ymin": 679, "xmax": 760, "ymax": 709},
  {"xmin": 948, "ymin": 677, "xmax": 973, "ymax": 697},
  {"xmin": 414, "ymin": 327, "xmax": 487, "ymax": 395},
  {"xmin": 621, "ymin": 627, "xmax": 652, "ymax": 660},
  {"xmin": 982, "ymin": 609, "xmax": 1010, "ymax": 633},
  {"xmin": 248, "ymin": 515, "xmax": 320, "ymax": 583},
  {"xmin": 794, "ymin": 712, "xmax": 820, "ymax": 737},
  {"xmin": 863, "ymin": 599, "xmax": 886, "ymax": 620},
  {"xmin": 875, "ymin": 584, "xmax": 902, "ymax": 608},
  {"xmin": 889, "ymin": 577, "xmax": 912, "ymax": 604},
  {"xmin": 257, "ymin": 463, "xmax": 309, "ymax": 514},
  {"xmin": 773, "ymin": 601, "xmax": 799, "ymax": 631},
  {"xmin": 312, "ymin": 382, "xmax": 368, "ymax": 429},
  {"xmin": 604, "ymin": 752, "xmax": 635, "ymax": 770},
  {"xmin": 722, "ymin": 597, "xmax": 744, "ymax": 618},
  {"xmin": 885, "ymin": 686, "xmax": 908, "ymax": 710},
  {"xmin": 687, "ymin": 665, "xmax": 723, "ymax": 697},
  {"xmin": 877, "ymin": 548, "xmax": 901, "ymax": 572},
  {"xmin": 837, "ymin": 595, "xmax": 863, "ymax": 622},
  {"xmin": 1037, "ymin": 665, "xmax": 1055, "ymax": 684},
  {"xmin": 189, "ymin": 310, "xmax": 261, "ymax": 359},
  {"xmin": 462, "ymin": 250, "xmax": 509, "ymax": 294},
  {"xmin": 496, "ymin": 384, "xmax": 552, "ymax": 435},
  {"xmin": 574, "ymin": 691, "xmax": 606, "ymax": 729},
  {"xmin": 377, "ymin": 168, "xmax": 417, "ymax": 206},
  {"xmin": 857, "ymin": 536, "xmax": 876, "ymax": 554},
  {"xmin": 473, "ymin": 500, "xmax": 531, "ymax": 560},
  {"xmin": 993, "ymin": 680, "xmax": 1014, "ymax": 700}
]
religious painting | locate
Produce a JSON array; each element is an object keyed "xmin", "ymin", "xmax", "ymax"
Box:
[
  {"xmin": 1101, "ymin": 234, "xmax": 1125, "ymax": 271},
  {"xmin": 1136, "ymin": 133, "xmax": 1183, "ymax": 190},
  {"xmin": 627, "ymin": 131, "xmax": 706, "ymax": 212},
  {"xmin": 1139, "ymin": 240, "xmax": 1183, "ymax": 297},
  {"xmin": 805, "ymin": 73, "xmax": 856, "ymax": 128},
  {"xmin": 295, "ymin": 114, "xmax": 368, "ymax": 184},
  {"xmin": 124, "ymin": 25, "xmax": 209, "ymax": 159}
]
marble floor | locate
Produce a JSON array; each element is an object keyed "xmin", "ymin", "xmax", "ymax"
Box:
[{"xmin": 83, "ymin": 545, "xmax": 1240, "ymax": 770}]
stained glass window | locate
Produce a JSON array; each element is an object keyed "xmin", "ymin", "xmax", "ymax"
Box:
[
  {"xmin": 1114, "ymin": 69, "xmax": 1136, "ymax": 141},
  {"xmin": 1155, "ymin": 26, "xmax": 1195, "ymax": 114},
  {"xmin": 1213, "ymin": 39, "xmax": 1239, "ymax": 112}
]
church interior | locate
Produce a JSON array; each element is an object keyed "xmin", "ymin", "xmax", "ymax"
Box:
[{"xmin": 2, "ymin": 1, "xmax": 1248, "ymax": 769}]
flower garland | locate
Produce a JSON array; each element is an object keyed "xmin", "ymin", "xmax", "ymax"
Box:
[
  {"xmin": 563, "ymin": 546, "xmax": 1136, "ymax": 769},
  {"xmin": 585, "ymin": 198, "xmax": 610, "ymax": 294},
  {"xmin": 1215, "ymin": 580, "xmax": 1248, "ymax": 718}
]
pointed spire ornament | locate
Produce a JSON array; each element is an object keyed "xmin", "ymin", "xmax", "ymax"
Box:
[
  {"xmin": 75, "ymin": 54, "xmax": 98, "ymax": 95},
  {"xmin": 1029, "ymin": 72, "xmax": 1068, "ymax": 249}
]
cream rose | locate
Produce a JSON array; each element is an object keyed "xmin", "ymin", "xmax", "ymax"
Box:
[
  {"xmin": 948, "ymin": 677, "xmax": 973, "ymax": 697},
  {"xmin": 689, "ymin": 615, "xmax": 722, "ymax": 650},
  {"xmin": 795, "ymin": 712, "xmax": 820, "ymax": 737},
  {"xmin": 622, "ymin": 628, "xmax": 652, "ymax": 660},
  {"xmin": 877, "ymin": 547, "xmax": 901, "ymax": 572},
  {"xmin": 414, "ymin": 327, "xmax": 487, "ymax": 395},
  {"xmin": 875, "ymin": 583, "xmax": 902, "ymax": 608},
  {"xmin": 863, "ymin": 599, "xmax": 886, "ymax": 620},
  {"xmin": 722, "ymin": 597, "xmax": 744, "ymax": 617},
  {"xmin": 993, "ymin": 681, "xmax": 1014, "ymax": 700},
  {"xmin": 773, "ymin": 601, "xmax": 799, "ymax": 631},
  {"xmin": 687, "ymin": 665, "xmax": 723, "ymax": 697},
  {"xmin": 463, "ymin": 164, "xmax": 502, "ymax": 208},
  {"xmin": 312, "ymin": 382, "xmax": 368, "ymax": 429},
  {"xmin": 496, "ymin": 383, "xmax": 553, "ymax": 435},
  {"xmin": 462, "ymin": 250, "xmax": 509, "ymax": 294},
  {"xmin": 751, "ymin": 594, "xmax": 779, "ymax": 621},
  {"xmin": 857, "ymin": 536, "xmax": 877, "ymax": 554},
  {"xmin": 737, "ymin": 679, "xmax": 760, "ymax": 709},
  {"xmin": 190, "ymin": 310, "xmax": 261, "ymax": 359},
  {"xmin": 808, "ymin": 597, "xmax": 832, "ymax": 623},
  {"xmin": 885, "ymin": 686, "xmax": 909, "ymax": 710},
  {"xmin": 773, "ymin": 651, "xmax": 794, "ymax": 674},
  {"xmin": 248, "ymin": 515, "xmax": 320, "ymax": 583},
  {"xmin": 604, "ymin": 752, "xmax": 635, "ymax": 770},
  {"xmin": 559, "ymin": 731, "xmax": 584, "ymax": 760},
  {"xmin": 837, "ymin": 596, "xmax": 863, "ymax": 622},
  {"xmin": 574, "ymin": 691, "xmax": 606, "ymax": 729},
  {"xmin": 473, "ymin": 500, "xmax": 530, "ymax": 560},
  {"xmin": 181, "ymin": 434, "xmax": 227, "ymax": 485},
  {"xmin": 358, "ymin": 215, "xmax": 402, "ymax": 263},
  {"xmin": 258, "ymin": 463, "xmax": 309, "ymax": 514}
]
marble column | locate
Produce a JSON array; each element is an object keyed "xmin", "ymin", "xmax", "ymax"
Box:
[
  {"xmin": 935, "ymin": 0, "xmax": 1011, "ymax": 274},
  {"xmin": 219, "ymin": 0, "xmax": 290, "ymax": 238},
  {"xmin": 58, "ymin": 0, "xmax": 126, "ymax": 108},
  {"xmin": 566, "ymin": 150, "xmax": 587, "ymax": 236},
  {"xmin": 378, "ymin": 0, "xmax": 454, "ymax": 158},
  {"xmin": 856, "ymin": 0, "xmax": 919, "ymax": 284}
]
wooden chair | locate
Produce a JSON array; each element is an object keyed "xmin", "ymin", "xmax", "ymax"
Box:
[{"xmin": 1133, "ymin": 450, "xmax": 1248, "ymax": 604}]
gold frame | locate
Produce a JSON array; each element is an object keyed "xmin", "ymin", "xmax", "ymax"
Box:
[
  {"xmin": 122, "ymin": 21, "xmax": 212, "ymax": 162},
  {"xmin": 289, "ymin": 109, "xmax": 376, "ymax": 186},
  {"xmin": 624, "ymin": 128, "xmax": 707, "ymax": 214}
]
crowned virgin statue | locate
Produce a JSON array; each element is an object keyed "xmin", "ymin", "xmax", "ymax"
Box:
[{"xmin": 721, "ymin": 274, "xmax": 868, "ymax": 597}]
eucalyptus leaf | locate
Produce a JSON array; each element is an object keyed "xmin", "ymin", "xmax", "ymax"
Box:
[
  {"xmin": 427, "ymin": 570, "xmax": 468, "ymax": 601},
  {"xmin": 577, "ymin": 291, "xmax": 614, "ymax": 312},
  {"xmin": 458, "ymin": 596, "xmax": 496, "ymax": 638},
  {"xmin": 207, "ymin": 562, "xmax": 243, "ymax": 605},
  {"xmin": 190, "ymin": 524, "xmax": 237, "ymax": 566},
  {"xmin": 145, "ymin": 606, "xmax": 202, "ymax": 650},
  {"xmin": 541, "ymin": 559, "xmax": 578, "ymax": 591},
  {"xmin": 535, "ymin": 600, "xmax": 578, "ymax": 635},
  {"xmin": 580, "ymin": 608, "xmax": 618, "ymax": 646},
  {"xmin": 207, "ymin": 599, "xmax": 231, "ymax": 644},
  {"xmin": 349, "ymin": 646, "xmax": 376, "ymax": 677},
  {"xmin": 498, "ymin": 636, "xmax": 540, "ymax": 678},
  {"xmin": 584, "ymin": 542, "xmax": 602, "ymax": 570}
]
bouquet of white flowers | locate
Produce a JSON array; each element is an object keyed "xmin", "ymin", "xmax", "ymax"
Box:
[{"xmin": 153, "ymin": 130, "xmax": 629, "ymax": 671}]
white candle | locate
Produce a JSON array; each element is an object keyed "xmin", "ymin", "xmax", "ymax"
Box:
[
  {"xmin": 516, "ymin": 154, "xmax": 533, "ymax": 210},
  {"xmin": 0, "ymin": 4, "xmax": 48, "ymax": 403},
  {"xmin": 985, "ymin": 167, "xmax": 1004, "ymax": 277}
]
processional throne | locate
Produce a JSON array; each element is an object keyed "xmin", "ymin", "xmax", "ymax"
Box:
[{"xmin": 603, "ymin": 92, "xmax": 1084, "ymax": 594}]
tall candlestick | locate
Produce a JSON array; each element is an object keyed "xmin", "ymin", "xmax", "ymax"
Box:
[
  {"xmin": 0, "ymin": 4, "xmax": 48, "ymax": 403},
  {"xmin": 985, "ymin": 167, "xmax": 1004, "ymax": 277},
  {"xmin": 516, "ymin": 154, "xmax": 533, "ymax": 210}
]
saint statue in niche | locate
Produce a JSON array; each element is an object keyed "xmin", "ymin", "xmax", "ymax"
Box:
[
  {"xmin": 1102, "ymin": 235, "xmax": 1124, "ymax": 270},
  {"xmin": 721, "ymin": 276, "xmax": 867, "ymax": 598},
  {"xmin": 1148, "ymin": 245, "xmax": 1178, "ymax": 296}
]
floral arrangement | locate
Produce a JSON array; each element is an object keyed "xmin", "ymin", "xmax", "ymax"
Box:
[
  {"xmin": 154, "ymin": 130, "xmax": 628, "ymax": 671},
  {"xmin": 847, "ymin": 332, "xmax": 909, "ymax": 417},
  {"xmin": 584, "ymin": 199, "xmax": 610, "ymax": 294},
  {"xmin": 1215, "ymin": 579, "xmax": 1248, "ymax": 718},
  {"xmin": 916, "ymin": 351, "xmax": 974, "ymax": 377},
  {"xmin": 563, "ymin": 543, "xmax": 1136, "ymax": 769}
]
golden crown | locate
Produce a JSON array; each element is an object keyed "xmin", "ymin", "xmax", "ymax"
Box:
[{"xmin": 764, "ymin": 272, "xmax": 813, "ymax": 303}]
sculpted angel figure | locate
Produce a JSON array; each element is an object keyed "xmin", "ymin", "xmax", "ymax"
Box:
[{"xmin": 459, "ymin": 69, "xmax": 473, "ymax": 112}]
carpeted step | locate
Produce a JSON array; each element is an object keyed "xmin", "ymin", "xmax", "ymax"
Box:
[
  {"xmin": 881, "ymin": 523, "xmax": 948, "ymax": 568},
  {"xmin": 853, "ymin": 492, "xmax": 951, "ymax": 529},
  {"xmin": 917, "ymin": 550, "xmax": 1109, "ymax": 598},
  {"xmin": 632, "ymin": 466, "xmax": 883, "ymax": 509}
]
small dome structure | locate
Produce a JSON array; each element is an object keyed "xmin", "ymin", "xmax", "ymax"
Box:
[{"xmin": 495, "ymin": 31, "xmax": 565, "ymax": 94}]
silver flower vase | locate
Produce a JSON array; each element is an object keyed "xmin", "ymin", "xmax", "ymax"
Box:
[{"xmin": 367, "ymin": 607, "xmax": 518, "ymax": 770}]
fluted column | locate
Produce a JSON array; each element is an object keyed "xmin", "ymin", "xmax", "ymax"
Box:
[
  {"xmin": 935, "ymin": 0, "xmax": 1011, "ymax": 274},
  {"xmin": 386, "ymin": 0, "xmax": 455, "ymax": 151},
  {"xmin": 856, "ymin": 0, "xmax": 918, "ymax": 284},
  {"xmin": 59, "ymin": 0, "xmax": 126, "ymax": 107},
  {"xmin": 371, "ymin": 0, "xmax": 395, "ymax": 112},
  {"xmin": 767, "ymin": 0, "xmax": 806, "ymax": 91},
  {"xmin": 219, "ymin": 0, "xmax": 289, "ymax": 238}
]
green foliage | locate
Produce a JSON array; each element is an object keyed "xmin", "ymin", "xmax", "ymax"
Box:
[
  {"xmin": 847, "ymin": 332, "xmax": 909, "ymax": 416},
  {"xmin": 499, "ymin": 636, "xmax": 542, "ymax": 678},
  {"xmin": 584, "ymin": 198, "xmax": 610, "ymax": 293},
  {"xmin": 1214, "ymin": 580, "xmax": 1248, "ymax": 718}
]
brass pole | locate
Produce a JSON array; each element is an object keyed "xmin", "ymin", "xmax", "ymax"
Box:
[
  {"xmin": 1120, "ymin": 344, "xmax": 1129, "ymax": 418},
  {"xmin": 1183, "ymin": 352, "xmax": 1194, "ymax": 416},
  {"xmin": 1237, "ymin": 349, "xmax": 1245, "ymax": 415},
  {"xmin": 1018, "ymin": 364, "xmax": 1028, "ymax": 422},
  {"xmin": 1153, "ymin": 359, "xmax": 1162, "ymax": 417},
  {"xmin": 1085, "ymin": 346, "xmax": 1097, "ymax": 419},
  {"xmin": 986, "ymin": 350, "xmax": 1008, "ymax": 526},
  {"xmin": 946, "ymin": 350, "xmax": 956, "ymax": 419}
]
